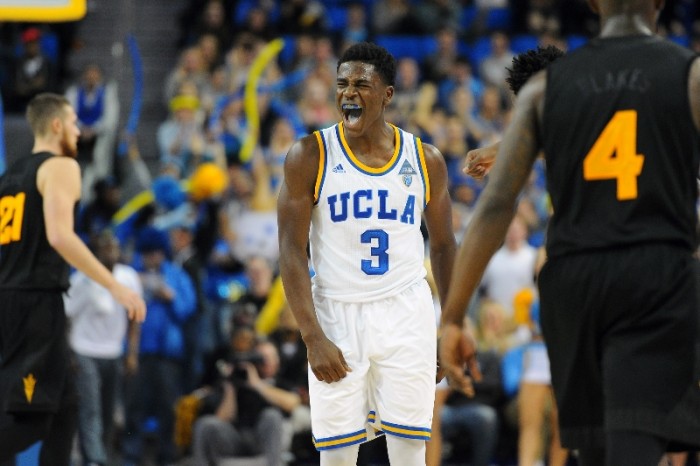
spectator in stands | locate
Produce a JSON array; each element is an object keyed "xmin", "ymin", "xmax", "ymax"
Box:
[
  {"xmin": 164, "ymin": 45, "xmax": 211, "ymax": 106},
  {"xmin": 157, "ymin": 93, "xmax": 210, "ymax": 178},
  {"xmin": 226, "ymin": 155, "xmax": 278, "ymax": 267},
  {"xmin": 515, "ymin": 161, "xmax": 550, "ymax": 247},
  {"xmin": 433, "ymin": 319, "xmax": 504, "ymax": 466},
  {"xmin": 371, "ymin": 0, "xmax": 414, "ymax": 35},
  {"xmin": 278, "ymin": 0, "xmax": 328, "ymax": 35},
  {"xmin": 76, "ymin": 176, "xmax": 122, "ymax": 244},
  {"xmin": 479, "ymin": 215, "xmax": 538, "ymax": 325},
  {"xmin": 196, "ymin": 33, "xmax": 223, "ymax": 74},
  {"xmin": 225, "ymin": 256, "xmax": 277, "ymax": 334},
  {"xmin": 64, "ymin": 231, "xmax": 143, "ymax": 466},
  {"xmin": 223, "ymin": 33, "xmax": 262, "ymax": 95},
  {"xmin": 238, "ymin": 5, "xmax": 279, "ymax": 43},
  {"xmin": 422, "ymin": 26, "xmax": 461, "ymax": 83},
  {"xmin": 296, "ymin": 75, "xmax": 337, "ymax": 133},
  {"xmin": 517, "ymin": 297, "xmax": 569, "ymax": 466},
  {"xmin": 170, "ymin": 217, "xmax": 208, "ymax": 392},
  {"xmin": 263, "ymin": 116, "xmax": 297, "ymax": 193},
  {"xmin": 471, "ymin": 85, "xmax": 508, "ymax": 146},
  {"xmin": 385, "ymin": 57, "xmax": 423, "ymax": 130},
  {"xmin": 478, "ymin": 31, "xmax": 515, "ymax": 89},
  {"xmin": 8, "ymin": 27, "xmax": 58, "ymax": 112},
  {"xmin": 524, "ymin": 0, "xmax": 562, "ymax": 36},
  {"xmin": 65, "ymin": 63, "xmax": 120, "ymax": 201},
  {"xmin": 190, "ymin": 0, "xmax": 234, "ymax": 51},
  {"xmin": 122, "ymin": 227, "xmax": 196, "ymax": 466},
  {"xmin": 192, "ymin": 332, "xmax": 299, "ymax": 466},
  {"xmin": 438, "ymin": 55, "xmax": 484, "ymax": 112},
  {"xmin": 439, "ymin": 115, "xmax": 473, "ymax": 192},
  {"xmin": 311, "ymin": 36, "xmax": 339, "ymax": 87},
  {"xmin": 340, "ymin": 2, "xmax": 371, "ymax": 51},
  {"xmin": 268, "ymin": 307, "xmax": 309, "ymax": 399},
  {"xmin": 413, "ymin": 0, "xmax": 462, "ymax": 35},
  {"xmin": 474, "ymin": 298, "xmax": 521, "ymax": 355}
]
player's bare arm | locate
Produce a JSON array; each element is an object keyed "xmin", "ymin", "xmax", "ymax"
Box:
[
  {"xmin": 421, "ymin": 143, "xmax": 457, "ymax": 305},
  {"xmin": 38, "ymin": 156, "xmax": 146, "ymax": 322},
  {"xmin": 278, "ymin": 135, "xmax": 351, "ymax": 384},
  {"xmin": 439, "ymin": 71, "xmax": 546, "ymax": 394},
  {"xmin": 688, "ymin": 56, "xmax": 700, "ymax": 132},
  {"xmin": 422, "ymin": 142, "xmax": 482, "ymax": 390}
]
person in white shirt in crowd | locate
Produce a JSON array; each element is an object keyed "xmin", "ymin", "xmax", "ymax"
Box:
[{"xmin": 64, "ymin": 230, "xmax": 143, "ymax": 466}]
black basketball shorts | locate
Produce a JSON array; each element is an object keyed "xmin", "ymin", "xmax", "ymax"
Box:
[
  {"xmin": 0, "ymin": 290, "xmax": 71, "ymax": 415},
  {"xmin": 538, "ymin": 243, "xmax": 700, "ymax": 449}
]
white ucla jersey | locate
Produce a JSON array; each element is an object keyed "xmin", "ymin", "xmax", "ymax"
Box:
[{"xmin": 310, "ymin": 123, "xmax": 430, "ymax": 302}]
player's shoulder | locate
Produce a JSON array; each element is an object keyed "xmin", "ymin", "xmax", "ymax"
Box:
[
  {"xmin": 286, "ymin": 132, "xmax": 326, "ymax": 164},
  {"xmin": 38, "ymin": 154, "xmax": 80, "ymax": 175}
]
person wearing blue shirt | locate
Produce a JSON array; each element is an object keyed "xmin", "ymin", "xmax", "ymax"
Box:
[{"xmin": 122, "ymin": 226, "xmax": 197, "ymax": 466}]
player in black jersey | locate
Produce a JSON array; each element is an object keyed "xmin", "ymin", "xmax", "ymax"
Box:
[
  {"xmin": 0, "ymin": 93, "xmax": 146, "ymax": 465},
  {"xmin": 439, "ymin": 1, "xmax": 700, "ymax": 466}
]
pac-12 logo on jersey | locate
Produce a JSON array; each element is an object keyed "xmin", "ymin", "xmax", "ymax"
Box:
[{"xmin": 398, "ymin": 160, "xmax": 417, "ymax": 187}]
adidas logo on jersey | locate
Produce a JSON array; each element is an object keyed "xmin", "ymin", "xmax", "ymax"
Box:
[{"xmin": 332, "ymin": 164, "xmax": 346, "ymax": 173}]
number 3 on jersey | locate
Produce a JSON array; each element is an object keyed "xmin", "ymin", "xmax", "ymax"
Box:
[
  {"xmin": 583, "ymin": 110, "xmax": 644, "ymax": 200},
  {"xmin": 0, "ymin": 193, "xmax": 26, "ymax": 245},
  {"xmin": 361, "ymin": 229, "xmax": 388, "ymax": 275}
]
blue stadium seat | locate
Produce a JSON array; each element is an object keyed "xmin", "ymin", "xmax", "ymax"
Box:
[
  {"xmin": 233, "ymin": 0, "xmax": 255, "ymax": 25},
  {"xmin": 460, "ymin": 5, "xmax": 478, "ymax": 31},
  {"xmin": 468, "ymin": 36, "xmax": 492, "ymax": 67},
  {"xmin": 327, "ymin": 5, "xmax": 348, "ymax": 31},
  {"xmin": 374, "ymin": 35, "xmax": 437, "ymax": 62},
  {"xmin": 510, "ymin": 34, "xmax": 539, "ymax": 54},
  {"xmin": 669, "ymin": 35, "xmax": 690, "ymax": 47},
  {"xmin": 567, "ymin": 35, "xmax": 588, "ymax": 51},
  {"xmin": 40, "ymin": 32, "xmax": 59, "ymax": 63},
  {"xmin": 486, "ymin": 8, "xmax": 511, "ymax": 30}
]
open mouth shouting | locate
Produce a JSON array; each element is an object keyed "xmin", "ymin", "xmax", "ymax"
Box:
[{"xmin": 342, "ymin": 103, "xmax": 363, "ymax": 129}]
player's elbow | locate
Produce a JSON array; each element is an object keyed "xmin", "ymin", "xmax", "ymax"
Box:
[{"xmin": 45, "ymin": 226, "xmax": 72, "ymax": 253}]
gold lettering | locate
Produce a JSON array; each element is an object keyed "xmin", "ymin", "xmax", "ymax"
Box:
[{"xmin": 0, "ymin": 193, "xmax": 26, "ymax": 245}]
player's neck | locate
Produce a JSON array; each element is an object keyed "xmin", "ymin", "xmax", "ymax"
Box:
[
  {"xmin": 32, "ymin": 138, "xmax": 61, "ymax": 156},
  {"xmin": 343, "ymin": 121, "xmax": 394, "ymax": 158},
  {"xmin": 599, "ymin": 14, "xmax": 655, "ymax": 38}
]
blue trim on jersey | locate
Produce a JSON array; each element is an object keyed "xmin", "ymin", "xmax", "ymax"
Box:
[
  {"xmin": 335, "ymin": 125, "xmax": 404, "ymax": 176},
  {"xmin": 315, "ymin": 130, "xmax": 329, "ymax": 205},
  {"xmin": 313, "ymin": 429, "xmax": 368, "ymax": 450},
  {"xmin": 414, "ymin": 137, "xmax": 428, "ymax": 208},
  {"xmin": 367, "ymin": 410, "xmax": 377, "ymax": 423},
  {"xmin": 380, "ymin": 420, "xmax": 432, "ymax": 440}
]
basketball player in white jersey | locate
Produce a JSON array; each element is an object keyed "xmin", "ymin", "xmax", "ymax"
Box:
[{"xmin": 278, "ymin": 42, "xmax": 458, "ymax": 466}]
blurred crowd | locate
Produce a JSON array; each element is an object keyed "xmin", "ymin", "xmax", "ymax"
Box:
[{"xmin": 1, "ymin": 0, "xmax": 699, "ymax": 465}]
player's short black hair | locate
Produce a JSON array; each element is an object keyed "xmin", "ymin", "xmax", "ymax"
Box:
[
  {"xmin": 337, "ymin": 42, "xmax": 396, "ymax": 87},
  {"xmin": 506, "ymin": 45, "xmax": 565, "ymax": 95}
]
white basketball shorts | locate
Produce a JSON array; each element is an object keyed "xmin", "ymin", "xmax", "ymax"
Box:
[{"xmin": 309, "ymin": 279, "xmax": 437, "ymax": 451}]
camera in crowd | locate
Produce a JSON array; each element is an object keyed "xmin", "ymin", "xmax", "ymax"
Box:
[{"xmin": 217, "ymin": 350, "xmax": 264, "ymax": 383}]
